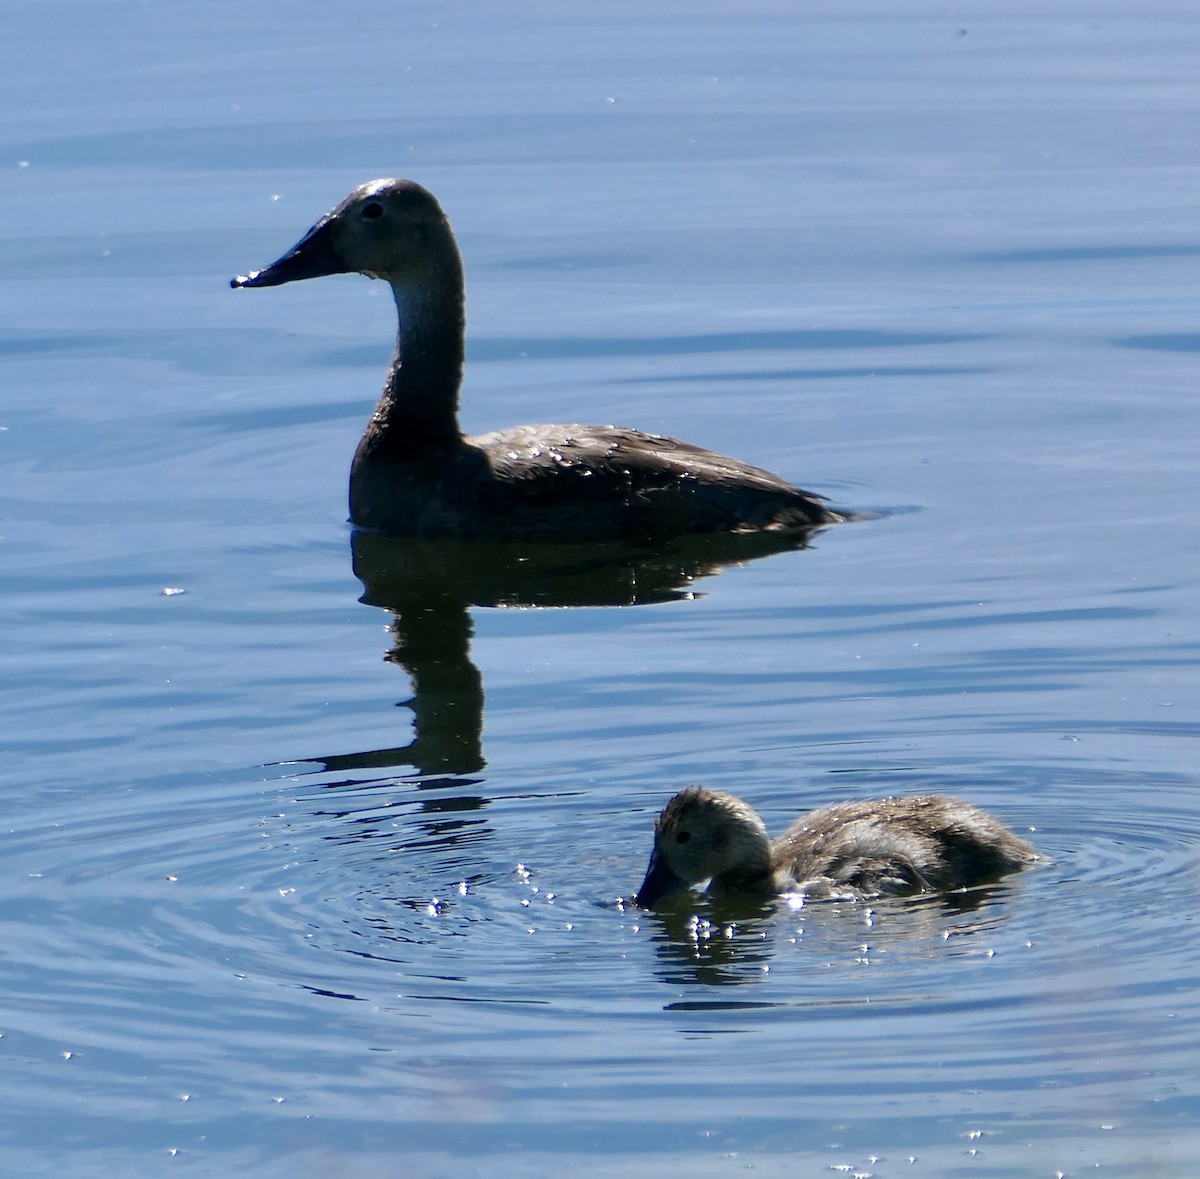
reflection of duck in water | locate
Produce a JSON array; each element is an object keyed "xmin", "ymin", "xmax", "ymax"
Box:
[
  {"xmin": 635, "ymin": 787, "xmax": 1037, "ymax": 907},
  {"xmin": 232, "ymin": 178, "xmax": 844, "ymax": 541},
  {"xmin": 328, "ymin": 527, "xmax": 827, "ymax": 783}
]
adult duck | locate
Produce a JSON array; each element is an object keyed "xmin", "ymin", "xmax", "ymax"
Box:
[
  {"xmin": 635, "ymin": 786, "xmax": 1037, "ymax": 906},
  {"xmin": 232, "ymin": 179, "xmax": 843, "ymax": 541}
]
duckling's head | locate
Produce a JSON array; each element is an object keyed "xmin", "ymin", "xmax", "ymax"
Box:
[
  {"xmin": 634, "ymin": 787, "xmax": 773, "ymax": 907},
  {"xmin": 231, "ymin": 179, "xmax": 460, "ymax": 291}
]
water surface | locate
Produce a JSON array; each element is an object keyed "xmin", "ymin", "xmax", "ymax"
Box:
[{"xmin": 3, "ymin": 2, "xmax": 1200, "ymax": 1176}]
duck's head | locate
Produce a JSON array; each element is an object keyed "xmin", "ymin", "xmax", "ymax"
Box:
[
  {"xmin": 231, "ymin": 178, "xmax": 459, "ymax": 291},
  {"xmin": 634, "ymin": 786, "xmax": 773, "ymax": 907}
]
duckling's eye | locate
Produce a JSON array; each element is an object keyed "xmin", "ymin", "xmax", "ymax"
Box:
[
  {"xmin": 361, "ymin": 201, "xmax": 385, "ymax": 221},
  {"xmin": 675, "ymin": 831, "xmax": 691, "ymax": 845}
]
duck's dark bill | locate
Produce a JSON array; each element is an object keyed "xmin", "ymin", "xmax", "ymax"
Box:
[
  {"xmin": 634, "ymin": 847, "xmax": 687, "ymax": 908},
  {"xmin": 230, "ymin": 218, "xmax": 347, "ymax": 289}
]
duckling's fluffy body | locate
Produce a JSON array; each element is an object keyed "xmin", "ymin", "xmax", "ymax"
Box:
[
  {"xmin": 233, "ymin": 179, "xmax": 839, "ymax": 541},
  {"xmin": 635, "ymin": 786, "xmax": 1037, "ymax": 906}
]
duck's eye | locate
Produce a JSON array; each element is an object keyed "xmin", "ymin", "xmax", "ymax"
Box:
[
  {"xmin": 361, "ymin": 201, "xmax": 385, "ymax": 221},
  {"xmin": 675, "ymin": 831, "xmax": 691, "ymax": 845}
]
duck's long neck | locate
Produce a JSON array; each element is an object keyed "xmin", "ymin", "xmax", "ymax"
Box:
[{"xmin": 367, "ymin": 266, "xmax": 465, "ymax": 455}]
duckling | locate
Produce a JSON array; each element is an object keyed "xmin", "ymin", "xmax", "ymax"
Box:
[
  {"xmin": 232, "ymin": 179, "xmax": 842, "ymax": 541},
  {"xmin": 635, "ymin": 786, "xmax": 1037, "ymax": 906}
]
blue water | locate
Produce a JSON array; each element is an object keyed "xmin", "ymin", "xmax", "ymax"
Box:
[{"xmin": 4, "ymin": 2, "xmax": 1200, "ymax": 1176}]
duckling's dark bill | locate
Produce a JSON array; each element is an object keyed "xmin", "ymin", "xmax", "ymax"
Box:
[
  {"xmin": 230, "ymin": 218, "xmax": 348, "ymax": 289},
  {"xmin": 634, "ymin": 847, "xmax": 687, "ymax": 907}
]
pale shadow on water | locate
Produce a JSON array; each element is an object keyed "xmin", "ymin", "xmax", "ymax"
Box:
[{"xmin": 631, "ymin": 882, "xmax": 1021, "ymax": 992}]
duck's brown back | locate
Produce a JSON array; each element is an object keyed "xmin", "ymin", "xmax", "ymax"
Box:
[{"xmin": 351, "ymin": 423, "xmax": 837, "ymax": 540}]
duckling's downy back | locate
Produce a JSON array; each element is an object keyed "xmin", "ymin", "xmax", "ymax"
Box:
[{"xmin": 773, "ymin": 795, "xmax": 1037, "ymax": 898}]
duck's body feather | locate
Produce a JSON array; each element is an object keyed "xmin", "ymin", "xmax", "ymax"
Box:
[
  {"xmin": 233, "ymin": 179, "xmax": 840, "ymax": 541},
  {"xmin": 352, "ymin": 422, "xmax": 831, "ymax": 540}
]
